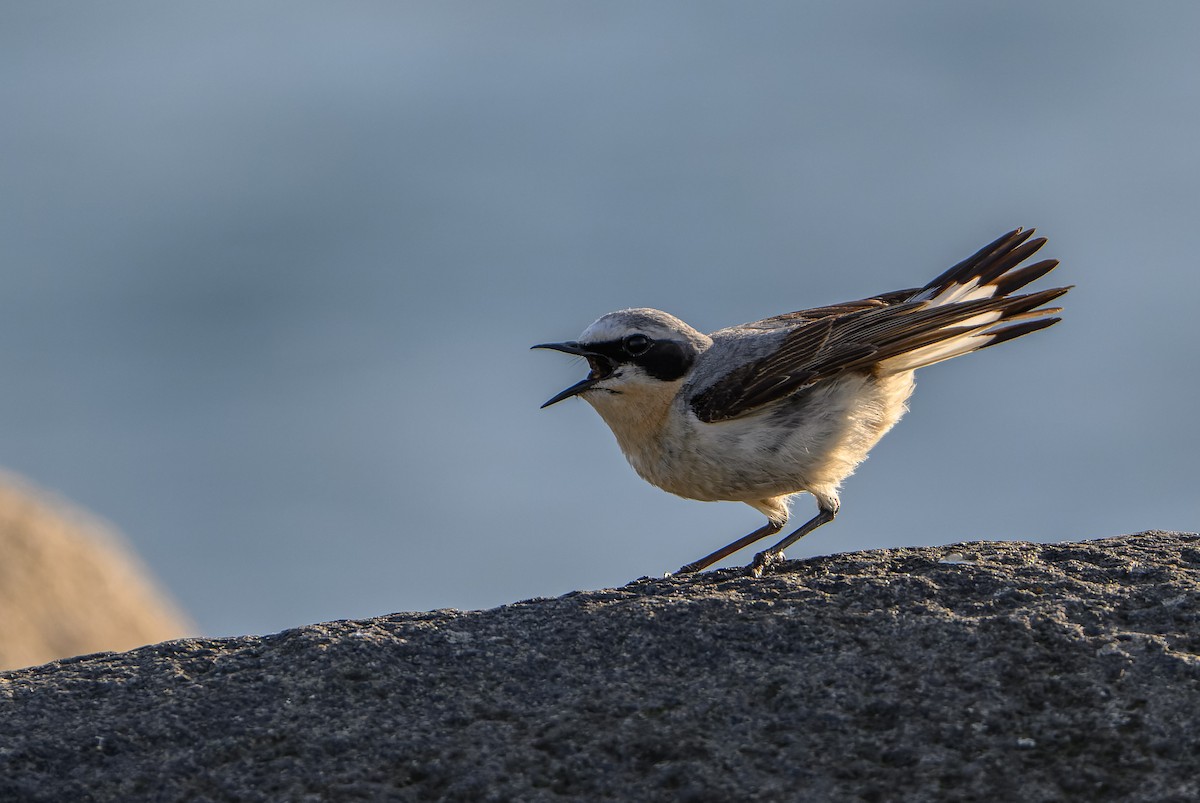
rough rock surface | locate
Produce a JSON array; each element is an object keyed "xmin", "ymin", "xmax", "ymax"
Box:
[
  {"xmin": 2, "ymin": 531, "xmax": 1198, "ymax": 802},
  {"xmin": 0, "ymin": 471, "xmax": 192, "ymax": 671}
]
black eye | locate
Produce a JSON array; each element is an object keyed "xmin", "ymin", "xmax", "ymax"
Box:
[{"xmin": 623, "ymin": 334, "xmax": 652, "ymax": 356}]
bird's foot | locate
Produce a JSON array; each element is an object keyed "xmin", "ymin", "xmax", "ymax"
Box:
[
  {"xmin": 749, "ymin": 549, "xmax": 785, "ymax": 577},
  {"xmin": 673, "ymin": 561, "xmax": 703, "ymax": 576}
]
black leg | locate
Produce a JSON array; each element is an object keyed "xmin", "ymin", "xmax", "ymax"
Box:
[
  {"xmin": 749, "ymin": 504, "xmax": 838, "ymax": 576},
  {"xmin": 675, "ymin": 520, "xmax": 784, "ymax": 575}
]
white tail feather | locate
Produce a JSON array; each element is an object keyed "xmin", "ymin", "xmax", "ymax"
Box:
[
  {"xmin": 877, "ymin": 330, "xmax": 992, "ymax": 374},
  {"xmin": 917, "ymin": 278, "xmax": 999, "ymax": 306}
]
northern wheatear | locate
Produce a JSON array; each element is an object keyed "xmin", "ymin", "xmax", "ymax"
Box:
[{"xmin": 534, "ymin": 228, "xmax": 1068, "ymax": 575}]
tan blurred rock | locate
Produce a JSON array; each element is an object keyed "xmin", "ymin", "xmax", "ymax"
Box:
[{"xmin": 0, "ymin": 471, "xmax": 191, "ymax": 670}]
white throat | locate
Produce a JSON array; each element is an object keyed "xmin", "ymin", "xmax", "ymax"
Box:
[{"xmin": 584, "ymin": 378, "xmax": 682, "ymax": 480}]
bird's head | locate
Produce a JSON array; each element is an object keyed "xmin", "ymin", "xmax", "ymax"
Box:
[{"xmin": 533, "ymin": 308, "xmax": 711, "ymax": 409}]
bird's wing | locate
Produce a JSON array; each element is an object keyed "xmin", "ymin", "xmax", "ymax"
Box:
[
  {"xmin": 690, "ymin": 229, "xmax": 1069, "ymax": 424},
  {"xmin": 741, "ymin": 288, "xmax": 918, "ymax": 329}
]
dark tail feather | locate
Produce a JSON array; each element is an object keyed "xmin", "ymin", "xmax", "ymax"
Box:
[
  {"xmin": 980, "ymin": 316, "xmax": 1063, "ymax": 350},
  {"xmin": 917, "ymin": 228, "xmax": 1059, "ymax": 303}
]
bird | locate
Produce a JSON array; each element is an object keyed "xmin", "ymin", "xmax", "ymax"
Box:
[{"xmin": 533, "ymin": 228, "xmax": 1069, "ymax": 575}]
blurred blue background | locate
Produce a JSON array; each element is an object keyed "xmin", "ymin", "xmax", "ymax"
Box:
[{"xmin": 2, "ymin": 2, "xmax": 1196, "ymax": 637}]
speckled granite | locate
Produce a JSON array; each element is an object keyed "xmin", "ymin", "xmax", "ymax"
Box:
[{"xmin": 2, "ymin": 532, "xmax": 1197, "ymax": 802}]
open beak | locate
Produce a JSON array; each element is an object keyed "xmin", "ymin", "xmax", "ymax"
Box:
[{"xmin": 531, "ymin": 341, "xmax": 614, "ymax": 408}]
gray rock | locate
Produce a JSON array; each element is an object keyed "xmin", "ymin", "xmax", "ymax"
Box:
[{"xmin": 2, "ymin": 532, "xmax": 1198, "ymax": 802}]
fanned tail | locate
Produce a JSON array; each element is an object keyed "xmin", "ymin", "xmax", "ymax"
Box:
[{"xmin": 877, "ymin": 228, "xmax": 1070, "ymax": 374}]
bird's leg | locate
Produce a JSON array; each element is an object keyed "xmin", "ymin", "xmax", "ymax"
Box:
[
  {"xmin": 749, "ymin": 502, "xmax": 838, "ymax": 576},
  {"xmin": 675, "ymin": 520, "xmax": 784, "ymax": 575}
]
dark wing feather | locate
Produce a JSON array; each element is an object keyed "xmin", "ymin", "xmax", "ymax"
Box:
[
  {"xmin": 745, "ymin": 288, "xmax": 918, "ymax": 328},
  {"xmin": 690, "ymin": 227, "xmax": 1070, "ymax": 424},
  {"xmin": 753, "ymin": 228, "xmax": 1057, "ymax": 331},
  {"xmin": 691, "ymin": 288, "xmax": 1065, "ymax": 423}
]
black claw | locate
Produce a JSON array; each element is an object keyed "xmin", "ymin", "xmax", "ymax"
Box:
[{"xmin": 749, "ymin": 550, "xmax": 785, "ymax": 577}]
